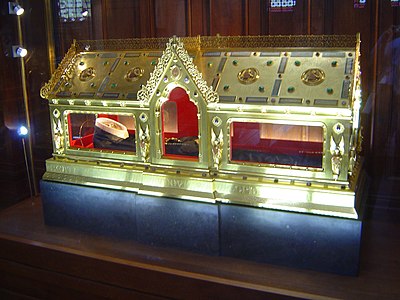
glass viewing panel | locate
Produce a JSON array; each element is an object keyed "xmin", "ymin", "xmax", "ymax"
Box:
[
  {"xmin": 230, "ymin": 122, "xmax": 323, "ymax": 168},
  {"xmin": 68, "ymin": 113, "xmax": 136, "ymax": 153},
  {"xmin": 161, "ymin": 87, "xmax": 199, "ymax": 160}
]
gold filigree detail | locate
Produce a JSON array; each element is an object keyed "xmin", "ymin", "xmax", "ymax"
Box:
[
  {"xmin": 238, "ymin": 68, "xmax": 259, "ymax": 84},
  {"xmin": 173, "ymin": 37, "xmax": 218, "ymax": 103},
  {"xmin": 301, "ymin": 68, "xmax": 325, "ymax": 86},
  {"xmin": 125, "ymin": 67, "xmax": 144, "ymax": 82},
  {"xmin": 41, "ymin": 42, "xmax": 79, "ymax": 99},
  {"xmin": 74, "ymin": 35, "xmax": 356, "ymax": 52},
  {"xmin": 139, "ymin": 124, "xmax": 150, "ymax": 162},
  {"xmin": 137, "ymin": 41, "xmax": 173, "ymax": 105},
  {"xmin": 138, "ymin": 36, "xmax": 218, "ymax": 105},
  {"xmin": 79, "ymin": 67, "xmax": 96, "ymax": 81},
  {"xmin": 75, "ymin": 36, "xmax": 200, "ymax": 52},
  {"xmin": 52, "ymin": 113, "xmax": 64, "ymax": 154},
  {"xmin": 211, "ymin": 128, "xmax": 223, "ymax": 169},
  {"xmin": 330, "ymin": 136, "xmax": 345, "ymax": 180},
  {"xmin": 170, "ymin": 65, "xmax": 181, "ymax": 80},
  {"xmin": 199, "ymin": 35, "xmax": 357, "ymax": 49}
]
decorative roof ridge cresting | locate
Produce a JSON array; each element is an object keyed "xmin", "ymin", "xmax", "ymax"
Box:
[
  {"xmin": 137, "ymin": 36, "xmax": 218, "ymax": 106},
  {"xmin": 40, "ymin": 41, "xmax": 79, "ymax": 99}
]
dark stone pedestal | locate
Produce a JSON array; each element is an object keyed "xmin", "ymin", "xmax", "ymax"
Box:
[
  {"xmin": 220, "ymin": 205, "xmax": 362, "ymax": 275},
  {"xmin": 135, "ymin": 195, "xmax": 219, "ymax": 255},
  {"xmin": 41, "ymin": 181, "xmax": 219, "ymax": 256},
  {"xmin": 41, "ymin": 180, "xmax": 363, "ymax": 275},
  {"xmin": 41, "ymin": 181, "xmax": 137, "ymax": 240}
]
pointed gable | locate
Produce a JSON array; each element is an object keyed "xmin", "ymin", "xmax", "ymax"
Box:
[{"xmin": 137, "ymin": 36, "xmax": 218, "ymax": 107}]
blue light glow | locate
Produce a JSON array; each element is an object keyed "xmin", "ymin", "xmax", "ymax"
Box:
[{"xmin": 18, "ymin": 125, "xmax": 28, "ymax": 137}]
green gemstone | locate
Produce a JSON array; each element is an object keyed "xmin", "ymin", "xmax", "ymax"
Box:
[
  {"xmin": 331, "ymin": 61, "xmax": 338, "ymax": 67},
  {"xmin": 151, "ymin": 60, "xmax": 157, "ymax": 66},
  {"xmin": 295, "ymin": 61, "xmax": 301, "ymax": 66},
  {"xmin": 233, "ymin": 60, "xmax": 238, "ymax": 66},
  {"xmin": 327, "ymin": 88, "xmax": 333, "ymax": 94},
  {"xmin": 267, "ymin": 60, "xmax": 273, "ymax": 66},
  {"xmin": 111, "ymin": 83, "xmax": 117, "ymax": 88},
  {"xmin": 259, "ymin": 86, "xmax": 265, "ymax": 92},
  {"xmin": 223, "ymin": 85, "xmax": 229, "ymax": 90},
  {"xmin": 288, "ymin": 86, "xmax": 295, "ymax": 93}
]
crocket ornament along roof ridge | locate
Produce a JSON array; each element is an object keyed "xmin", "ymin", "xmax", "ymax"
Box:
[{"xmin": 137, "ymin": 36, "xmax": 219, "ymax": 107}]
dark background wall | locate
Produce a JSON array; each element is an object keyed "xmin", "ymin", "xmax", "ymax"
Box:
[{"xmin": 0, "ymin": 0, "xmax": 399, "ymax": 214}]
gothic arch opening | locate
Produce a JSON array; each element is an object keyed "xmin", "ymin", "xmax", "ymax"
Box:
[{"xmin": 161, "ymin": 87, "xmax": 199, "ymax": 160}]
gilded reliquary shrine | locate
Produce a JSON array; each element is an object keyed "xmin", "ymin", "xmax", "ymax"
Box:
[{"xmin": 40, "ymin": 34, "xmax": 365, "ymax": 219}]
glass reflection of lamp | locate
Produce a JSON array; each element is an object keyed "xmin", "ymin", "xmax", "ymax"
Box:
[
  {"xmin": 81, "ymin": 9, "xmax": 89, "ymax": 17},
  {"xmin": 8, "ymin": 2, "xmax": 24, "ymax": 15},
  {"xmin": 18, "ymin": 125, "xmax": 34, "ymax": 201},
  {"xmin": 12, "ymin": 45, "xmax": 28, "ymax": 58},
  {"xmin": 80, "ymin": 0, "xmax": 89, "ymax": 21}
]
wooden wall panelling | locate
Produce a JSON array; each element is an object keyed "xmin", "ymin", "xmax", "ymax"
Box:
[
  {"xmin": 52, "ymin": 1, "xmax": 96, "ymax": 58},
  {"xmin": 259, "ymin": 0, "xmax": 268, "ymax": 35},
  {"xmin": 188, "ymin": 0, "xmax": 207, "ymax": 36},
  {"xmin": 247, "ymin": 0, "xmax": 263, "ymax": 35},
  {"xmin": 309, "ymin": 0, "xmax": 331, "ymax": 35},
  {"xmin": 328, "ymin": 1, "xmax": 373, "ymax": 94},
  {"xmin": 266, "ymin": 0, "xmax": 308, "ymax": 35},
  {"xmin": 154, "ymin": 0, "xmax": 187, "ymax": 37},
  {"xmin": 209, "ymin": 0, "xmax": 246, "ymax": 36},
  {"xmin": 138, "ymin": 0, "xmax": 156, "ymax": 38},
  {"xmin": 55, "ymin": 21, "xmax": 94, "ymax": 57},
  {"xmin": 101, "ymin": 0, "xmax": 140, "ymax": 39},
  {"xmin": 91, "ymin": 0, "xmax": 105, "ymax": 40}
]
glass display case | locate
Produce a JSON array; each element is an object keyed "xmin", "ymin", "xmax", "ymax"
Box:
[
  {"xmin": 68, "ymin": 113, "xmax": 136, "ymax": 152},
  {"xmin": 41, "ymin": 34, "xmax": 365, "ymax": 219},
  {"xmin": 230, "ymin": 122, "xmax": 323, "ymax": 168}
]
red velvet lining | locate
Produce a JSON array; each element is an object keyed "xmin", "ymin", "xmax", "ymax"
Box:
[
  {"xmin": 70, "ymin": 133, "xmax": 94, "ymax": 148},
  {"xmin": 161, "ymin": 87, "xmax": 199, "ymax": 159}
]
